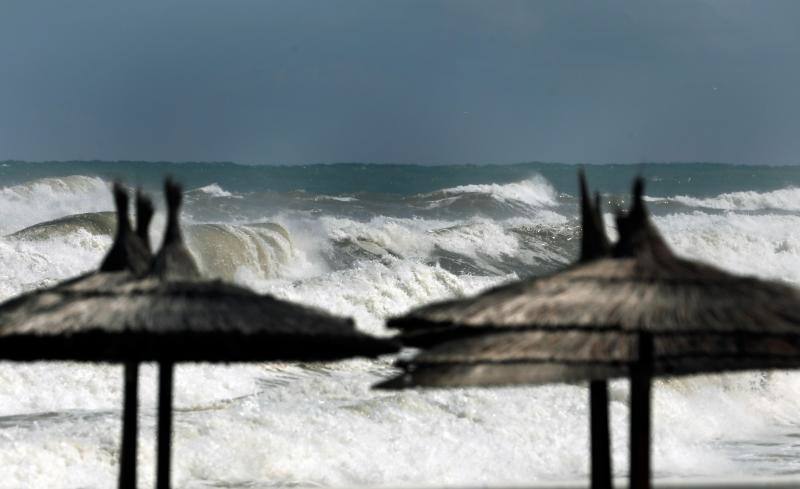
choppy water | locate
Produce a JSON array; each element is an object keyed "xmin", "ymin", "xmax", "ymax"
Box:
[{"xmin": 2, "ymin": 161, "xmax": 800, "ymax": 488}]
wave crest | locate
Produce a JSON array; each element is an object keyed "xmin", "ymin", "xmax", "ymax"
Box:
[
  {"xmin": 423, "ymin": 175, "xmax": 558, "ymax": 209},
  {"xmin": 188, "ymin": 183, "xmax": 242, "ymax": 199},
  {"xmin": 7, "ymin": 213, "xmax": 297, "ymax": 282},
  {"xmin": 655, "ymin": 212, "xmax": 800, "ymax": 285},
  {"xmin": 185, "ymin": 222, "xmax": 294, "ymax": 280},
  {"xmin": 0, "ymin": 175, "xmax": 112, "ymax": 234},
  {"xmin": 667, "ymin": 187, "xmax": 800, "ymax": 211},
  {"xmin": 317, "ymin": 213, "xmax": 573, "ymax": 277}
]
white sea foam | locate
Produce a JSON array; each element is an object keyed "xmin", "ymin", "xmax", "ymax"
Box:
[
  {"xmin": 0, "ymin": 176, "xmax": 112, "ymax": 234},
  {"xmin": 221, "ymin": 209, "xmax": 800, "ymax": 484},
  {"xmin": 653, "ymin": 212, "xmax": 800, "ymax": 285},
  {"xmin": 0, "ymin": 231, "xmax": 110, "ymax": 300},
  {"xmin": 2, "ymin": 361, "xmax": 798, "ymax": 487},
  {"xmin": 307, "ymin": 212, "xmax": 570, "ymax": 275},
  {"xmin": 664, "ymin": 187, "xmax": 800, "ymax": 211},
  {"xmin": 0, "ymin": 362, "xmax": 275, "ymax": 488},
  {"xmin": 3, "ymin": 215, "xmax": 302, "ymax": 285},
  {"xmin": 437, "ymin": 174, "xmax": 559, "ymax": 207},
  {"xmin": 313, "ymin": 195, "xmax": 358, "ymax": 202},
  {"xmin": 322, "ymin": 216, "xmax": 522, "ymax": 261},
  {"xmin": 423, "ymin": 195, "xmax": 462, "ymax": 209},
  {"xmin": 240, "ymin": 258, "xmax": 511, "ymax": 334},
  {"xmin": 190, "ymin": 183, "xmax": 242, "ymax": 199},
  {"xmin": 5, "ymin": 171, "xmax": 800, "ymax": 487}
]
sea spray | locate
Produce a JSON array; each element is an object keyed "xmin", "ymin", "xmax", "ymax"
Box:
[
  {"xmin": 670, "ymin": 187, "xmax": 800, "ymax": 212},
  {"xmin": 0, "ymin": 231, "xmax": 111, "ymax": 298},
  {"xmin": 435, "ymin": 174, "xmax": 560, "ymax": 207},
  {"xmin": 187, "ymin": 183, "xmax": 244, "ymax": 199},
  {"xmin": 654, "ymin": 212, "xmax": 800, "ymax": 283},
  {"xmin": 0, "ymin": 176, "xmax": 112, "ymax": 235},
  {"xmin": 2, "ymin": 163, "xmax": 800, "ymax": 487},
  {"xmin": 239, "ymin": 258, "xmax": 511, "ymax": 334}
]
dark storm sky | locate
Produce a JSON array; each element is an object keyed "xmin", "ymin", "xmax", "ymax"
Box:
[{"xmin": 2, "ymin": 1, "xmax": 800, "ymax": 165}]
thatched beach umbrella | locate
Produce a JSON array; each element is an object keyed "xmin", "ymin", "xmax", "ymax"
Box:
[
  {"xmin": 380, "ymin": 172, "xmax": 619, "ymax": 489},
  {"xmin": 0, "ymin": 183, "xmax": 153, "ymax": 489},
  {"xmin": 380, "ymin": 176, "xmax": 800, "ymax": 489},
  {"xmin": 101, "ymin": 184, "xmax": 153, "ymax": 275},
  {"xmin": 0, "ymin": 180, "xmax": 398, "ymax": 489}
]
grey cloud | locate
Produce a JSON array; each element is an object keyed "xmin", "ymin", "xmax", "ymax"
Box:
[{"xmin": 1, "ymin": 0, "xmax": 799, "ymax": 164}]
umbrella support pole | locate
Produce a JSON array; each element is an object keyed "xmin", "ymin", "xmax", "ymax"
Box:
[
  {"xmin": 590, "ymin": 380, "xmax": 612, "ymax": 489},
  {"xmin": 157, "ymin": 361, "xmax": 174, "ymax": 489},
  {"xmin": 629, "ymin": 333, "xmax": 653, "ymax": 489},
  {"xmin": 119, "ymin": 361, "xmax": 139, "ymax": 489}
]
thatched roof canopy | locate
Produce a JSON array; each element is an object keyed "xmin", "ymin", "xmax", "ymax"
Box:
[
  {"xmin": 0, "ymin": 179, "xmax": 397, "ymax": 489},
  {"xmin": 150, "ymin": 178, "xmax": 201, "ymax": 281},
  {"xmin": 579, "ymin": 170, "xmax": 610, "ymax": 262},
  {"xmin": 377, "ymin": 328, "xmax": 800, "ymax": 389},
  {"xmin": 390, "ymin": 177, "xmax": 800, "ymax": 341},
  {"xmin": 379, "ymin": 176, "xmax": 793, "ymax": 489},
  {"xmin": 381, "ymin": 176, "xmax": 800, "ymax": 388},
  {"xmin": 0, "ymin": 273, "xmax": 395, "ymax": 361},
  {"xmin": 135, "ymin": 189, "xmax": 154, "ymax": 254},
  {"xmin": 0, "ymin": 179, "xmax": 397, "ymax": 362},
  {"xmin": 100, "ymin": 183, "xmax": 152, "ymax": 275}
]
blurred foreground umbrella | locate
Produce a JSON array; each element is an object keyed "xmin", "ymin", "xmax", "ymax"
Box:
[
  {"xmin": 0, "ymin": 180, "xmax": 397, "ymax": 489},
  {"xmin": 0, "ymin": 183, "xmax": 152, "ymax": 489},
  {"xmin": 380, "ymin": 172, "xmax": 619, "ymax": 489},
  {"xmin": 379, "ymin": 175, "xmax": 800, "ymax": 489}
]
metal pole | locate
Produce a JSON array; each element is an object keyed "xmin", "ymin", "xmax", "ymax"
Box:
[
  {"xmin": 156, "ymin": 361, "xmax": 174, "ymax": 489},
  {"xmin": 119, "ymin": 362, "xmax": 139, "ymax": 489},
  {"xmin": 629, "ymin": 333, "xmax": 653, "ymax": 489},
  {"xmin": 590, "ymin": 379, "xmax": 613, "ymax": 489}
]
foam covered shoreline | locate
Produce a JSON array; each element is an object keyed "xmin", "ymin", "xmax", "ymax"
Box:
[{"xmin": 2, "ymin": 165, "xmax": 800, "ymax": 487}]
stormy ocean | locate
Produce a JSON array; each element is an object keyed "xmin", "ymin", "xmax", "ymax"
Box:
[{"xmin": 2, "ymin": 161, "xmax": 800, "ymax": 488}]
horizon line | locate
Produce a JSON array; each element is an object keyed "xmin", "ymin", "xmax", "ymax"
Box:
[{"xmin": 2, "ymin": 159, "xmax": 798, "ymax": 168}]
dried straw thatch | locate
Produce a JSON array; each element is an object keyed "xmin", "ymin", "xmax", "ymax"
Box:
[
  {"xmin": 387, "ymin": 175, "xmax": 800, "ymax": 387},
  {"xmin": 135, "ymin": 189, "xmax": 154, "ymax": 255},
  {"xmin": 381, "ymin": 176, "xmax": 800, "ymax": 489},
  {"xmin": 100, "ymin": 183, "xmax": 152, "ymax": 275},
  {"xmin": 0, "ymin": 183, "xmax": 152, "ymax": 489},
  {"xmin": 391, "ymin": 179, "xmax": 800, "ymax": 343},
  {"xmin": 380, "ymin": 358, "xmax": 624, "ymax": 389},
  {"xmin": 380, "ymin": 171, "xmax": 621, "ymax": 489},
  {"xmin": 150, "ymin": 178, "xmax": 201, "ymax": 281},
  {"xmin": 0, "ymin": 180, "xmax": 396, "ymax": 362},
  {"xmin": 0, "ymin": 272, "xmax": 395, "ymax": 361},
  {"xmin": 0, "ymin": 179, "xmax": 397, "ymax": 489},
  {"xmin": 380, "ymin": 173, "xmax": 800, "ymax": 429},
  {"xmin": 379, "ymin": 328, "xmax": 800, "ymax": 389}
]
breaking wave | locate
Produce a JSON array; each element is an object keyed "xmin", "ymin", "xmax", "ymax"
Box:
[
  {"xmin": 312, "ymin": 195, "xmax": 358, "ymax": 202},
  {"xmin": 0, "ymin": 229, "xmax": 112, "ymax": 299},
  {"xmin": 0, "ymin": 175, "xmax": 111, "ymax": 234},
  {"xmin": 8, "ymin": 212, "xmax": 117, "ymax": 241},
  {"xmin": 654, "ymin": 211, "xmax": 800, "ymax": 285},
  {"xmin": 185, "ymin": 222, "xmax": 294, "ymax": 280},
  {"xmin": 187, "ymin": 183, "xmax": 242, "ymax": 199},
  {"xmin": 419, "ymin": 175, "xmax": 559, "ymax": 210},
  {"xmin": 660, "ymin": 187, "xmax": 800, "ymax": 212},
  {"xmin": 242, "ymin": 258, "xmax": 510, "ymax": 334},
  {"xmin": 4, "ymin": 165, "xmax": 800, "ymax": 487},
  {"xmin": 310, "ymin": 213, "xmax": 574, "ymax": 277},
  {"xmin": 5, "ymin": 214, "xmax": 297, "ymax": 283}
]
